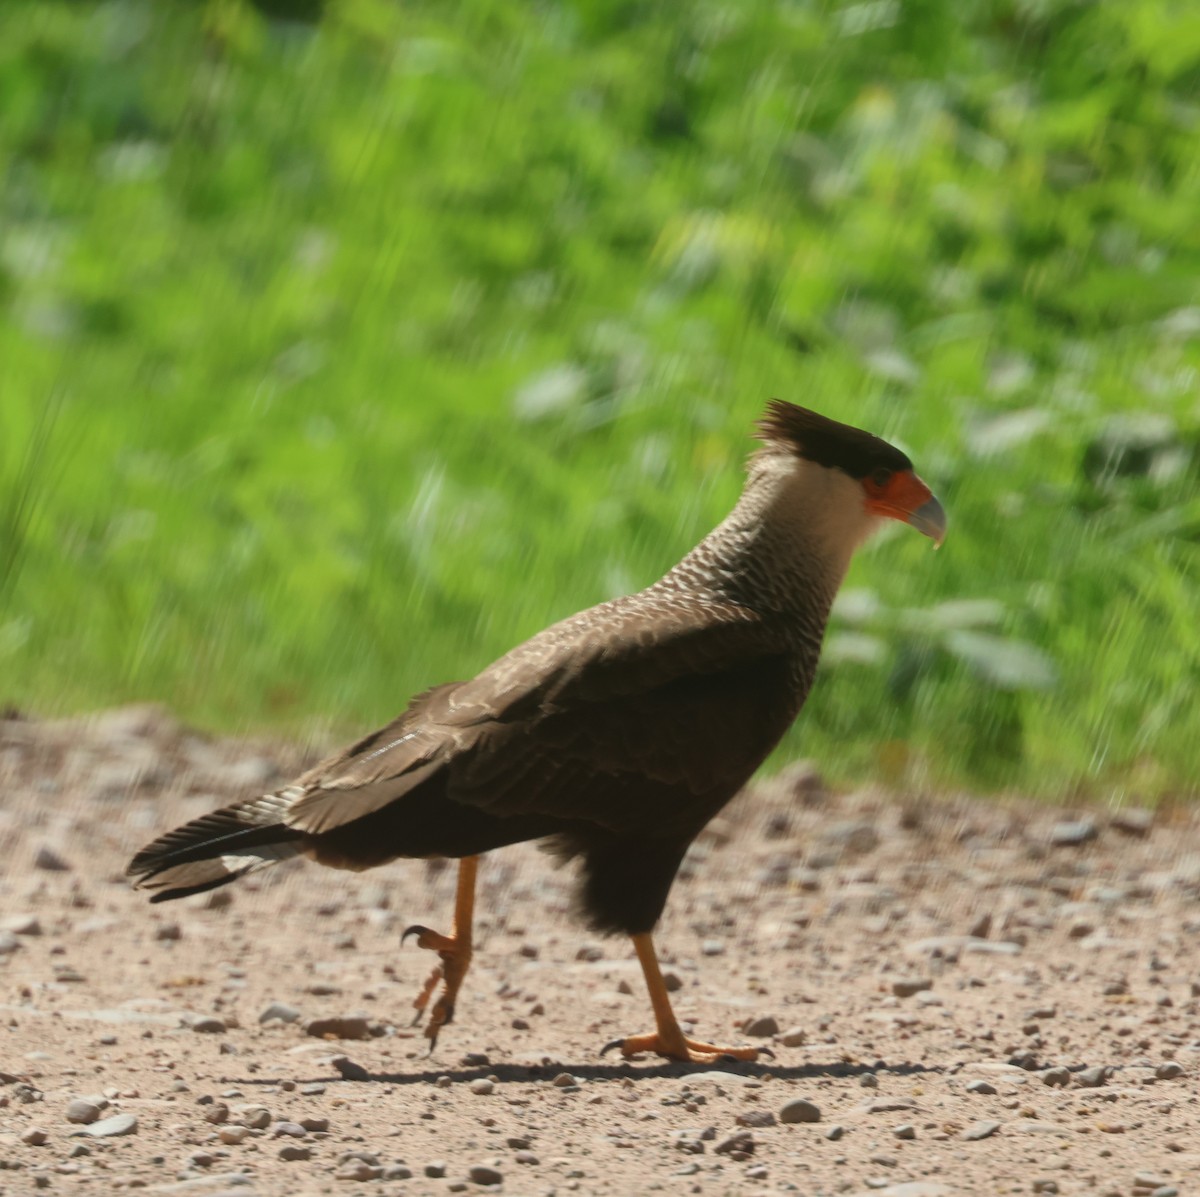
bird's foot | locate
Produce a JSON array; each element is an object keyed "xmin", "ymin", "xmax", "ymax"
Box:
[
  {"xmin": 600, "ymin": 1029, "xmax": 770, "ymax": 1064},
  {"xmin": 402, "ymin": 924, "xmax": 472, "ymax": 1050}
]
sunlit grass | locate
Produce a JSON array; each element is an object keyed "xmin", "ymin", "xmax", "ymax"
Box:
[{"xmin": 2, "ymin": 1, "xmax": 1198, "ymax": 799}]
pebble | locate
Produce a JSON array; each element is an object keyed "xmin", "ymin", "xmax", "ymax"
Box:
[
  {"xmin": 736, "ymin": 1109, "xmax": 776, "ymax": 1127},
  {"xmin": 1156, "ymin": 1062, "xmax": 1183, "ymax": 1080},
  {"xmin": 961, "ymin": 1120, "xmax": 1000, "ymax": 1141},
  {"xmin": 279, "ymin": 1145, "xmax": 312, "ymax": 1161},
  {"xmin": 965, "ymin": 1080, "xmax": 997, "ymax": 1095},
  {"xmin": 259, "ymin": 1001, "xmax": 301, "ymax": 1025},
  {"xmin": 332, "ymin": 1055, "xmax": 370, "ymax": 1082},
  {"xmin": 232, "ymin": 1105, "xmax": 271, "ymax": 1129},
  {"xmin": 2, "ymin": 914, "xmax": 41, "ymax": 936},
  {"xmin": 385, "ymin": 1166, "xmax": 414, "ymax": 1180},
  {"xmin": 273, "ymin": 1121, "xmax": 307, "ymax": 1137},
  {"xmin": 514, "ymin": 1151, "xmax": 539, "ymax": 1165},
  {"xmin": 425, "ymin": 1161, "xmax": 448, "ymax": 1178},
  {"xmin": 892, "ymin": 1124, "xmax": 916, "ymax": 1139},
  {"xmin": 218, "ymin": 1126, "xmax": 249, "ymax": 1145},
  {"xmin": 0, "ymin": 930, "xmax": 20, "ymax": 955},
  {"xmin": 21, "ymin": 1127, "xmax": 49, "ymax": 1146},
  {"xmin": 715, "ymin": 1130, "xmax": 755, "ymax": 1158},
  {"xmin": 892, "ymin": 978, "xmax": 932, "ymax": 998},
  {"xmin": 551, "ymin": 1072, "xmax": 577, "ymax": 1087},
  {"xmin": 777, "ymin": 1026, "xmax": 807, "ymax": 1047},
  {"xmin": 72, "ymin": 1112, "xmax": 138, "ymax": 1138},
  {"xmin": 1049, "ymin": 819, "xmax": 1097, "ymax": 846},
  {"xmin": 305, "ymin": 1016, "xmax": 372, "ymax": 1040},
  {"xmin": 779, "ymin": 1099, "xmax": 822, "ymax": 1124},
  {"xmin": 337, "ymin": 1163, "xmax": 383, "ymax": 1181},
  {"xmin": 1075, "ymin": 1066, "xmax": 1111, "ymax": 1088},
  {"xmin": 1040, "ymin": 1067, "xmax": 1071, "ymax": 1088},
  {"xmin": 65, "ymin": 1099, "xmax": 103, "ymax": 1124},
  {"xmin": 468, "ymin": 1164, "xmax": 503, "ymax": 1185},
  {"xmin": 1111, "ymin": 808, "xmax": 1154, "ymax": 836},
  {"xmin": 190, "ymin": 1017, "xmax": 226, "ymax": 1034},
  {"xmin": 202, "ymin": 1103, "xmax": 229, "ymax": 1124},
  {"xmin": 743, "ymin": 1015, "xmax": 779, "ymax": 1037},
  {"xmin": 299, "ymin": 1116, "xmax": 329, "ymax": 1132},
  {"xmin": 1032, "ymin": 1181, "xmax": 1059, "ymax": 1194},
  {"xmin": 35, "ymin": 844, "xmax": 72, "ymax": 871},
  {"xmin": 824, "ymin": 1125, "xmax": 845, "ymax": 1141},
  {"xmin": 154, "ymin": 922, "xmax": 181, "ymax": 941},
  {"xmin": 469, "ymin": 1078, "xmax": 495, "ymax": 1095}
]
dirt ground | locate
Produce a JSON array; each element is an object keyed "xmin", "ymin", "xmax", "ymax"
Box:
[{"xmin": 2, "ymin": 705, "xmax": 1198, "ymax": 1197}]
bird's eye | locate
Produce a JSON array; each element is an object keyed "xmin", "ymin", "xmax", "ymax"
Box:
[{"xmin": 870, "ymin": 467, "xmax": 893, "ymax": 488}]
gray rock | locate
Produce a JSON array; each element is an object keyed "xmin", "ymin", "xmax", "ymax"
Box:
[
  {"xmin": 513, "ymin": 1151, "xmax": 539, "ymax": 1165},
  {"xmin": 961, "ymin": 1120, "xmax": 1000, "ymax": 1141},
  {"xmin": 892, "ymin": 1123, "xmax": 916, "ymax": 1139},
  {"xmin": 218, "ymin": 1126, "xmax": 250, "ymax": 1145},
  {"xmin": 384, "ymin": 1166, "xmax": 414, "ymax": 1180},
  {"xmin": 779, "ymin": 1098, "xmax": 821, "ymax": 1124},
  {"xmin": 332, "ymin": 1056, "xmax": 370, "ymax": 1081},
  {"xmin": 190, "ymin": 1017, "xmax": 226, "ymax": 1034},
  {"xmin": 0, "ymin": 931, "xmax": 22, "ymax": 955},
  {"xmin": 425, "ymin": 1161, "xmax": 448, "ymax": 1178},
  {"xmin": 279, "ymin": 1145, "xmax": 312, "ymax": 1161},
  {"xmin": 1156, "ymin": 1061, "xmax": 1183, "ymax": 1080},
  {"xmin": 299, "ymin": 1116, "xmax": 329, "ymax": 1132},
  {"xmin": 1032, "ymin": 1182, "xmax": 1060, "ymax": 1195},
  {"xmin": 1111, "ymin": 808, "xmax": 1154, "ymax": 837},
  {"xmin": 273, "ymin": 1121, "xmax": 307, "ymax": 1137},
  {"xmin": 714, "ymin": 1130, "xmax": 755, "ymax": 1157},
  {"xmin": 824, "ymin": 1124, "xmax": 845, "ymax": 1140},
  {"xmin": 1040, "ymin": 1067, "xmax": 1071, "ymax": 1087},
  {"xmin": 1075, "ymin": 1066, "xmax": 1111, "ymax": 1088},
  {"xmin": 232, "ymin": 1105, "xmax": 271, "ymax": 1129},
  {"xmin": 1049, "ymin": 819, "xmax": 1097, "ymax": 847},
  {"xmin": 735, "ymin": 1109, "xmax": 776, "ymax": 1128},
  {"xmin": 777, "ymin": 1026, "xmax": 807, "ymax": 1047},
  {"xmin": 21, "ymin": 1127, "xmax": 49, "ymax": 1145},
  {"xmin": 258, "ymin": 1001, "xmax": 301, "ymax": 1025},
  {"xmin": 468, "ymin": 1164, "xmax": 503, "ymax": 1185},
  {"xmin": 65, "ymin": 1099, "xmax": 103, "ymax": 1124},
  {"xmin": 337, "ymin": 1163, "xmax": 383, "ymax": 1182},
  {"xmin": 73, "ymin": 1112, "xmax": 138, "ymax": 1137},
  {"xmin": 469, "ymin": 1078, "xmax": 495, "ymax": 1095},
  {"xmin": 35, "ymin": 844, "xmax": 72, "ymax": 871},
  {"xmin": 965, "ymin": 1079, "xmax": 996, "ymax": 1095},
  {"xmin": 2, "ymin": 914, "xmax": 41, "ymax": 936}
]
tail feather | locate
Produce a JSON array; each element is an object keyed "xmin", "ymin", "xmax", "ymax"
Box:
[{"xmin": 127, "ymin": 790, "xmax": 309, "ymax": 903}]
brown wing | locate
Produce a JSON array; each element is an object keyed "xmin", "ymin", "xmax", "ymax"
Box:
[{"xmin": 285, "ymin": 593, "xmax": 795, "ymax": 838}]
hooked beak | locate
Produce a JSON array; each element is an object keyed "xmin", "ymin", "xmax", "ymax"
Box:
[{"xmin": 865, "ymin": 470, "xmax": 947, "ymax": 547}]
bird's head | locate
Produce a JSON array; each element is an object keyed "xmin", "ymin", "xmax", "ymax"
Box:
[{"xmin": 753, "ymin": 400, "xmax": 946, "ymax": 551}]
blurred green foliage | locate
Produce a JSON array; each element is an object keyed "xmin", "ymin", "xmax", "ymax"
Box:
[{"xmin": 2, "ymin": 0, "xmax": 1198, "ymax": 799}]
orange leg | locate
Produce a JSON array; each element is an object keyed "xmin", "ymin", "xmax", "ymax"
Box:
[
  {"xmin": 402, "ymin": 855, "xmax": 478, "ymax": 1050},
  {"xmin": 602, "ymin": 932, "xmax": 767, "ymax": 1063}
]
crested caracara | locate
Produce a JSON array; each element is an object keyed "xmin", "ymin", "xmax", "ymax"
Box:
[{"xmin": 128, "ymin": 401, "xmax": 945, "ymax": 1062}]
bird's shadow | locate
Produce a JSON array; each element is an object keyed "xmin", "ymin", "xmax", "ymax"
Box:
[{"xmin": 233, "ymin": 1057, "xmax": 935, "ymax": 1088}]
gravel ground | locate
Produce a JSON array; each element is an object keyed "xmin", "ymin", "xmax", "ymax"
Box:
[{"xmin": 2, "ymin": 705, "xmax": 1199, "ymax": 1197}]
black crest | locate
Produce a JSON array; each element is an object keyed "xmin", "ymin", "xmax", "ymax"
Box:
[{"xmin": 755, "ymin": 400, "xmax": 912, "ymax": 479}]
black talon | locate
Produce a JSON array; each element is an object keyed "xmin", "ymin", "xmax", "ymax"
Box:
[
  {"xmin": 402, "ymin": 924, "xmax": 431, "ymax": 946},
  {"xmin": 599, "ymin": 1038, "xmax": 625, "ymax": 1057}
]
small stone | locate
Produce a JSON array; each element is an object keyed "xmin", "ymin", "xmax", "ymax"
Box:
[
  {"xmin": 514, "ymin": 1151, "xmax": 539, "ymax": 1165},
  {"xmin": 3, "ymin": 914, "xmax": 42, "ymax": 936},
  {"xmin": 743, "ymin": 1015, "xmax": 779, "ymax": 1038},
  {"xmin": 965, "ymin": 1080, "xmax": 997, "ymax": 1095},
  {"xmin": 860, "ymin": 1073, "xmax": 879, "ymax": 1089},
  {"xmin": 218, "ymin": 1125, "xmax": 250, "ymax": 1145},
  {"xmin": 202, "ymin": 1102, "xmax": 229, "ymax": 1124},
  {"xmin": 892, "ymin": 1123, "xmax": 916, "ymax": 1139},
  {"xmin": 1032, "ymin": 1183, "xmax": 1059, "ymax": 1195},
  {"xmin": 469, "ymin": 1078, "xmax": 495, "ymax": 1095},
  {"xmin": 73, "ymin": 1112, "xmax": 138, "ymax": 1138},
  {"xmin": 747, "ymin": 1166, "xmax": 769, "ymax": 1180},
  {"xmin": 1049, "ymin": 819, "xmax": 1097, "ymax": 847},
  {"xmin": 1150, "ymin": 1188, "xmax": 1179, "ymax": 1197},
  {"xmin": 1040, "ymin": 1067, "xmax": 1071, "ymax": 1088},
  {"xmin": 331, "ymin": 1056, "xmax": 370, "ymax": 1082},
  {"xmin": 468, "ymin": 1164, "xmax": 503, "ymax": 1185},
  {"xmin": 337, "ymin": 1163, "xmax": 384, "ymax": 1181},
  {"xmin": 22, "ymin": 1127, "xmax": 49, "ymax": 1145},
  {"xmin": 273, "ymin": 1121, "xmax": 307, "ymax": 1137},
  {"xmin": 715, "ymin": 1130, "xmax": 755, "ymax": 1157},
  {"xmin": 736, "ymin": 1109, "xmax": 776, "ymax": 1128},
  {"xmin": 575, "ymin": 943, "xmax": 603, "ymax": 961},
  {"xmin": 892, "ymin": 978, "xmax": 933, "ymax": 998},
  {"xmin": 305, "ymin": 1015, "xmax": 372, "ymax": 1040},
  {"xmin": 35, "ymin": 845, "xmax": 72, "ymax": 871},
  {"xmin": 663, "ymin": 971, "xmax": 683, "ymax": 992},
  {"xmin": 1156, "ymin": 1062, "xmax": 1183, "ymax": 1080},
  {"xmin": 384, "ymin": 1166, "xmax": 414, "ymax": 1180},
  {"xmin": 551, "ymin": 1073, "xmax": 576, "ymax": 1087},
  {"xmin": 190, "ymin": 1017, "xmax": 226, "ymax": 1034},
  {"xmin": 1075, "ymin": 1066, "xmax": 1110, "ymax": 1089},
  {"xmin": 425, "ymin": 1161, "xmax": 448, "ymax": 1178},
  {"xmin": 701, "ymin": 939, "xmax": 725, "ymax": 956},
  {"xmin": 233, "ymin": 1105, "xmax": 271, "ymax": 1129},
  {"xmin": 259, "ymin": 1001, "xmax": 301, "ymax": 1025},
  {"xmin": 1111, "ymin": 808, "xmax": 1153, "ymax": 836},
  {"xmin": 823, "ymin": 1124, "xmax": 845, "ymax": 1141},
  {"xmin": 461, "ymin": 1052, "xmax": 490, "ymax": 1067},
  {"xmin": 299, "ymin": 1116, "xmax": 329, "ymax": 1132},
  {"xmin": 779, "ymin": 1099, "xmax": 821, "ymax": 1124},
  {"xmin": 777, "ymin": 1026, "xmax": 807, "ymax": 1048},
  {"xmin": 0, "ymin": 930, "xmax": 21, "ymax": 955},
  {"xmin": 154, "ymin": 922, "xmax": 181, "ymax": 941},
  {"xmin": 65, "ymin": 1099, "xmax": 103, "ymax": 1124},
  {"xmin": 279, "ymin": 1144, "xmax": 312, "ymax": 1161},
  {"xmin": 962, "ymin": 1120, "xmax": 1000, "ymax": 1141}
]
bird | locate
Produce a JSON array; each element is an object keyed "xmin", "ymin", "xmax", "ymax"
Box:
[{"xmin": 127, "ymin": 401, "xmax": 945, "ymax": 1063}]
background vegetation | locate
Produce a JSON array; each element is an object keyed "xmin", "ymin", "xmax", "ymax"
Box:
[{"xmin": 2, "ymin": 0, "xmax": 1198, "ymax": 799}]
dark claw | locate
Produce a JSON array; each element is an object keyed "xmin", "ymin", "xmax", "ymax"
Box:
[
  {"xmin": 402, "ymin": 924, "xmax": 431, "ymax": 946},
  {"xmin": 599, "ymin": 1038, "xmax": 626, "ymax": 1057}
]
